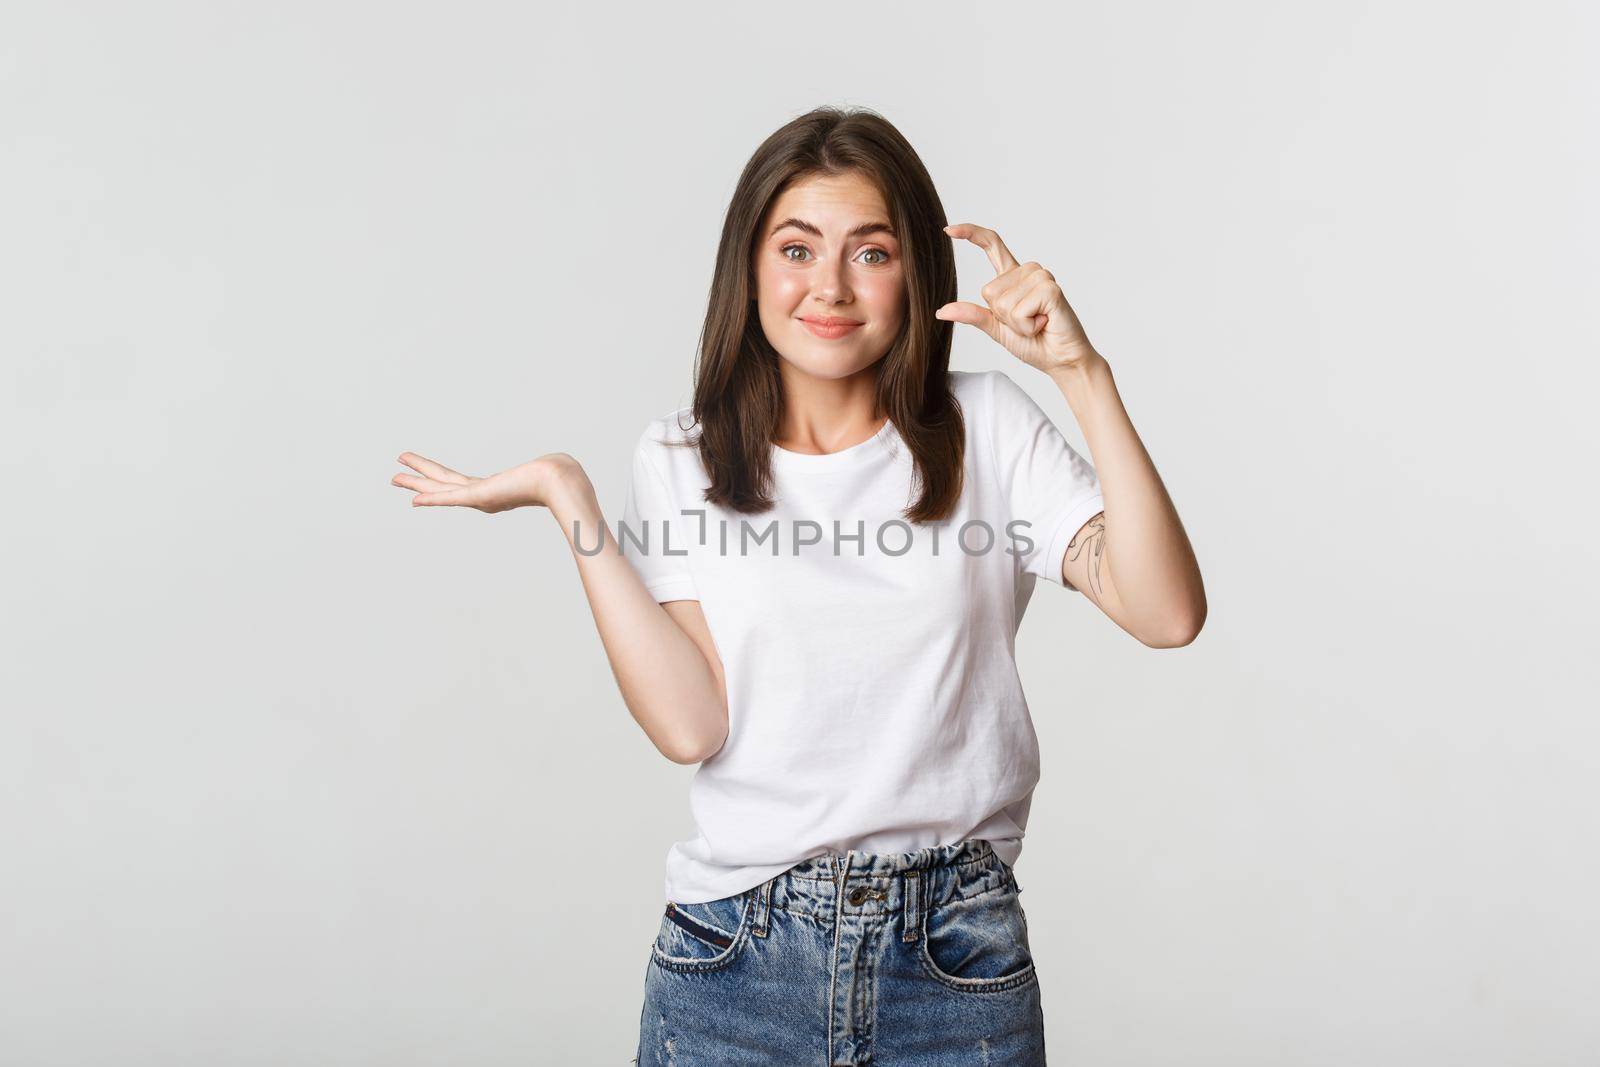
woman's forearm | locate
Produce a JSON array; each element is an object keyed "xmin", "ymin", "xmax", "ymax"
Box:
[
  {"xmin": 543, "ymin": 469, "xmax": 726, "ymax": 764},
  {"xmin": 1049, "ymin": 352, "xmax": 1207, "ymax": 643}
]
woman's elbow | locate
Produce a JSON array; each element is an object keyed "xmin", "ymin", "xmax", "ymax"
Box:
[
  {"xmin": 660, "ymin": 722, "xmax": 728, "ymax": 765},
  {"xmin": 1142, "ymin": 599, "xmax": 1207, "ymax": 649}
]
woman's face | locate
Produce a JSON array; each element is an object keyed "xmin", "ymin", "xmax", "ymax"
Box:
[{"xmin": 753, "ymin": 171, "xmax": 906, "ymax": 382}]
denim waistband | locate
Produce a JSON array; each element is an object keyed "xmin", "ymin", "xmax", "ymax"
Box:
[{"xmin": 744, "ymin": 839, "xmax": 1019, "ymax": 941}]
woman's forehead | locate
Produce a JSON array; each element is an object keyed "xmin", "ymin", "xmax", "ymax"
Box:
[{"xmin": 767, "ymin": 172, "xmax": 890, "ymax": 227}]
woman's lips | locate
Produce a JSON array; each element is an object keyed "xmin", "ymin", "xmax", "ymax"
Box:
[{"xmin": 799, "ymin": 317, "xmax": 864, "ymax": 339}]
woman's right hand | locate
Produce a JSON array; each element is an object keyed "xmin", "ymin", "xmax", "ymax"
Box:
[{"xmin": 390, "ymin": 451, "xmax": 585, "ymax": 514}]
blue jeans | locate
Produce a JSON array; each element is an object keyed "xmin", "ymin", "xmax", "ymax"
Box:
[{"xmin": 635, "ymin": 839, "xmax": 1045, "ymax": 1065}]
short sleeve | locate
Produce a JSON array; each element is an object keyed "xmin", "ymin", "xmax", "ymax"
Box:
[
  {"xmin": 620, "ymin": 428, "xmax": 700, "ymax": 603},
  {"xmin": 987, "ymin": 369, "xmax": 1105, "ymax": 589}
]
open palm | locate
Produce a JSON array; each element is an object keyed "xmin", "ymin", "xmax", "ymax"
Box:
[{"xmin": 390, "ymin": 451, "xmax": 575, "ymax": 514}]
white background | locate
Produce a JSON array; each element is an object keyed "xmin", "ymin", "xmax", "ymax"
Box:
[{"xmin": 4, "ymin": 2, "xmax": 1597, "ymax": 1064}]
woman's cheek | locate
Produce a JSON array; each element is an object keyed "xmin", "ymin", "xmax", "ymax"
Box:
[
  {"xmin": 759, "ymin": 268, "xmax": 809, "ymax": 312},
  {"xmin": 860, "ymin": 273, "xmax": 905, "ymax": 321}
]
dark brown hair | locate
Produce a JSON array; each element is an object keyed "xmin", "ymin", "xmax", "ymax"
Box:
[{"xmin": 678, "ymin": 105, "xmax": 964, "ymax": 523}]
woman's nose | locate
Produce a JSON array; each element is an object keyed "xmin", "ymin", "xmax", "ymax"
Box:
[{"xmin": 812, "ymin": 256, "xmax": 851, "ymax": 303}]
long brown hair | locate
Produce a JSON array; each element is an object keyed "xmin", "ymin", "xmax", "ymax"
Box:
[{"xmin": 679, "ymin": 105, "xmax": 964, "ymax": 524}]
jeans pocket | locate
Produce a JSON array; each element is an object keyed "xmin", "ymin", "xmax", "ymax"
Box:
[
  {"xmin": 917, "ymin": 882, "xmax": 1038, "ymax": 993},
  {"xmin": 651, "ymin": 890, "xmax": 753, "ymax": 973}
]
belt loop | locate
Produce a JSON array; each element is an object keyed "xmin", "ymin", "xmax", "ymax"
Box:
[
  {"xmin": 901, "ymin": 867, "xmax": 922, "ymax": 943},
  {"xmin": 752, "ymin": 876, "xmax": 773, "ymax": 938}
]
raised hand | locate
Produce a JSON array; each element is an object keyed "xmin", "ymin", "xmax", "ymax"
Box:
[
  {"xmin": 390, "ymin": 451, "xmax": 582, "ymax": 514},
  {"xmin": 936, "ymin": 222, "xmax": 1099, "ymax": 373}
]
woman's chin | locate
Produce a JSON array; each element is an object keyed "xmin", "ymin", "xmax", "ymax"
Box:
[{"xmin": 774, "ymin": 349, "xmax": 885, "ymax": 381}]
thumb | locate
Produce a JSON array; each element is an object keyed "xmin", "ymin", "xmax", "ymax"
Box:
[
  {"xmin": 413, "ymin": 485, "xmax": 478, "ymax": 508},
  {"xmin": 935, "ymin": 300, "xmax": 1000, "ymax": 338}
]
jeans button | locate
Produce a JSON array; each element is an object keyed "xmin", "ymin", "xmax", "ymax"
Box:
[{"xmin": 847, "ymin": 886, "xmax": 868, "ymax": 906}]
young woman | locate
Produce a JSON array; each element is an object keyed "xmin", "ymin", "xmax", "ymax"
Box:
[{"xmin": 391, "ymin": 107, "xmax": 1205, "ymax": 1065}]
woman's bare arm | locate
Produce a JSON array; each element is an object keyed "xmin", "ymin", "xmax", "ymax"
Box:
[
  {"xmin": 936, "ymin": 221, "xmax": 1207, "ymax": 648},
  {"xmin": 392, "ymin": 451, "xmax": 728, "ymax": 764},
  {"xmin": 1051, "ymin": 355, "xmax": 1206, "ymax": 648},
  {"xmin": 545, "ymin": 467, "xmax": 728, "ymax": 763}
]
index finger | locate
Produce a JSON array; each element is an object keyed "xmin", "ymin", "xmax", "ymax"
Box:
[
  {"xmin": 943, "ymin": 222, "xmax": 1020, "ymax": 276},
  {"xmin": 397, "ymin": 452, "xmax": 471, "ymax": 485}
]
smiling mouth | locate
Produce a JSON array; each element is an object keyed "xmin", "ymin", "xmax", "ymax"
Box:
[
  {"xmin": 798, "ymin": 317, "xmax": 865, "ymax": 338},
  {"xmin": 796, "ymin": 316, "xmax": 864, "ymax": 337}
]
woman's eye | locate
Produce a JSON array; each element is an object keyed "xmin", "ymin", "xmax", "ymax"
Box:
[{"xmin": 779, "ymin": 244, "xmax": 892, "ymax": 265}]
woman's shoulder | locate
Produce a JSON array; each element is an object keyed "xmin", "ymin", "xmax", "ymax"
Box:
[
  {"xmin": 947, "ymin": 366, "xmax": 1019, "ymax": 422},
  {"xmin": 947, "ymin": 367, "xmax": 992, "ymax": 403},
  {"xmin": 633, "ymin": 406, "xmax": 703, "ymax": 478},
  {"xmin": 952, "ymin": 365, "xmax": 1050, "ymax": 416},
  {"xmin": 946, "ymin": 367, "xmax": 1060, "ymax": 458}
]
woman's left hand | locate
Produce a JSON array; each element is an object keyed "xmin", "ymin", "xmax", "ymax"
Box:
[{"xmin": 936, "ymin": 222, "xmax": 1100, "ymax": 374}]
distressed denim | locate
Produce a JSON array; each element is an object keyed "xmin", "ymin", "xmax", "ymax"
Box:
[{"xmin": 634, "ymin": 838, "xmax": 1045, "ymax": 1065}]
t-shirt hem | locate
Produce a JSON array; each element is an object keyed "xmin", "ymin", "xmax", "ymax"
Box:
[
  {"xmin": 645, "ymin": 577, "xmax": 699, "ymax": 603},
  {"xmin": 665, "ymin": 860, "xmax": 804, "ymax": 905},
  {"xmin": 1042, "ymin": 491, "xmax": 1106, "ymax": 590}
]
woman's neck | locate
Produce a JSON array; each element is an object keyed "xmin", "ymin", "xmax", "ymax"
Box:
[{"xmin": 773, "ymin": 363, "xmax": 886, "ymax": 456}]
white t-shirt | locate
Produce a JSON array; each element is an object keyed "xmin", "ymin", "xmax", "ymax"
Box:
[{"xmin": 620, "ymin": 367, "xmax": 1105, "ymax": 904}]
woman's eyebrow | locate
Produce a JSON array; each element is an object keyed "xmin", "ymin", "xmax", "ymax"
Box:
[{"xmin": 769, "ymin": 217, "xmax": 896, "ymax": 239}]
